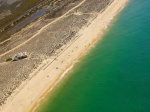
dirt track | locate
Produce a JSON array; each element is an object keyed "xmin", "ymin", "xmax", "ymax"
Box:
[{"xmin": 0, "ymin": 0, "xmax": 112, "ymax": 107}]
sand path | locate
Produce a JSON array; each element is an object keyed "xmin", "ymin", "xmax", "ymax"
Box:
[
  {"xmin": 1, "ymin": 0, "xmax": 128, "ymax": 112},
  {"xmin": 0, "ymin": 0, "xmax": 86, "ymax": 57}
]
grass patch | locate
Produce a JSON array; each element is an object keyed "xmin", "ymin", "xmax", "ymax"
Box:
[{"xmin": 6, "ymin": 58, "xmax": 12, "ymax": 62}]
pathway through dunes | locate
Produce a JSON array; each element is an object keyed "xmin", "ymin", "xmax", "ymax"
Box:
[
  {"xmin": 0, "ymin": 0, "xmax": 113, "ymax": 109},
  {"xmin": 0, "ymin": 0, "xmax": 86, "ymax": 57},
  {"xmin": 35, "ymin": 0, "xmax": 150, "ymax": 111}
]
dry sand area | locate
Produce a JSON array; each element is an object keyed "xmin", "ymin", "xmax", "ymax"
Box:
[{"xmin": 0, "ymin": 0, "xmax": 128, "ymax": 111}]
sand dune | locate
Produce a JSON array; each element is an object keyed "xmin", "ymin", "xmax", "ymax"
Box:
[{"xmin": 0, "ymin": 0, "xmax": 128, "ymax": 111}]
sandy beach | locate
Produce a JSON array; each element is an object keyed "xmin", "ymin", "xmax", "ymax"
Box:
[{"xmin": 0, "ymin": 0, "xmax": 128, "ymax": 112}]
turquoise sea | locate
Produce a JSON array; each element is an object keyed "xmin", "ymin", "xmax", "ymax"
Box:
[{"xmin": 35, "ymin": 0, "xmax": 150, "ymax": 111}]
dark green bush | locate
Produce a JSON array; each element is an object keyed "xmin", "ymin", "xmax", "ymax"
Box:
[{"xmin": 6, "ymin": 58, "xmax": 12, "ymax": 62}]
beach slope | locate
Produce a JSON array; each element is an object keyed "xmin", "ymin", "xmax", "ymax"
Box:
[{"xmin": 0, "ymin": 0, "xmax": 128, "ymax": 112}]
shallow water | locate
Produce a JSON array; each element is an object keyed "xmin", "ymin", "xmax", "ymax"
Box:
[
  {"xmin": 35, "ymin": 0, "xmax": 150, "ymax": 112},
  {"xmin": 0, "ymin": 0, "xmax": 48, "ymax": 42},
  {"xmin": 11, "ymin": 8, "xmax": 48, "ymax": 33},
  {"xmin": 0, "ymin": 8, "xmax": 48, "ymax": 42}
]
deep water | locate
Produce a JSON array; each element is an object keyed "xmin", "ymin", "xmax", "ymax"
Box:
[{"xmin": 35, "ymin": 0, "xmax": 150, "ymax": 112}]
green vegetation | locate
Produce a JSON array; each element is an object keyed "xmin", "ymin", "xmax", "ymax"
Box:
[
  {"xmin": 0, "ymin": 0, "xmax": 43, "ymax": 29},
  {"xmin": 6, "ymin": 58, "xmax": 12, "ymax": 62}
]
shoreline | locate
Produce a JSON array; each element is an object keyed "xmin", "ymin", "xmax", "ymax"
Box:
[
  {"xmin": 31, "ymin": 32, "xmax": 103, "ymax": 112},
  {"xmin": 0, "ymin": 0, "xmax": 128, "ymax": 112},
  {"xmin": 31, "ymin": 0, "xmax": 129, "ymax": 111}
]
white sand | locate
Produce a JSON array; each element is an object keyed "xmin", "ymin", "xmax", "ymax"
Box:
[{"xmin": 1, "ymin": 0, "xmax": 128, "ymax": 112}]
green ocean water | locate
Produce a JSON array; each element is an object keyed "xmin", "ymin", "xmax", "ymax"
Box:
[{"xmin": 35, "ymin": 0, "xmax": 150, "ymax": 112}]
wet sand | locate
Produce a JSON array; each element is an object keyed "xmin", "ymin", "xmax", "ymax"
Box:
[{"xmin": 0, "ymin": 0, "xmax": 128, "ymax": 111}]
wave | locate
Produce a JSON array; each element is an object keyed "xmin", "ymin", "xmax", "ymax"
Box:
[{"xmin": 32, "ymin": 60, "xmax": 79, "ymax": 112}]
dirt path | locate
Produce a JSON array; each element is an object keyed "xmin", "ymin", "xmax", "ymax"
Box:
[{"xmin": 0, "ymin": 0, "xmax": 86, "ymax": 57}]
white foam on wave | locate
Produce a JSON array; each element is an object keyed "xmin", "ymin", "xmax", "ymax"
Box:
[{"xmin": 32, "ymin": 60, "xmax": 78, "ymax": 112}]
